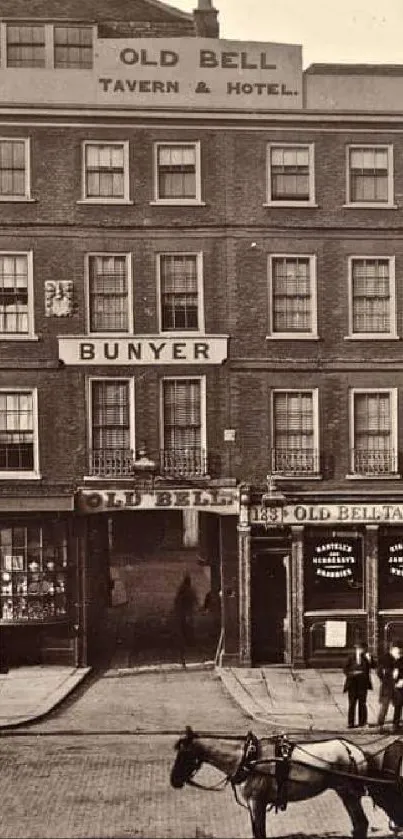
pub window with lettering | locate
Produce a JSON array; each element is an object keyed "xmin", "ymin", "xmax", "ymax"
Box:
[
  {"xmin": 0, "ymin": 390, "xmax": 38, "ymax": 477},
  {"xmin": 154, "ymin": 143, "xmax": 201, "ymax": 204},
  {"xmin": 158, "ymin": 253, "xmax": 203, "ymax": 332},
  {"xmin": 0, "ymin": 522, "xmax": 68, "ymax": 623},
  {"xmin": 161, "ymin": 377, "xmax": 206, "ymax": 478},
  {"xmin": 349, "ymin": 257, "xmax": 395, "ymax": 338},
  {"xmin": 350, "ymin": 389, "xmax": 397, "ymax": 476},
  {"xmin": 271, "ymin": 389, "xmax": 319, "ymax": 476},
  {"xmin": 87, "ymin": 254, "xmax": 132, "ymax": 333},
  {"xmin": 379, "ymin": 531, "xmax": 403, "ymax": 610},
  {"xmin": 267, "ymin": 144, "xmax": 315, "ymax": 205},
  {"xmin": 269, "ymin": 255, "xmax": 317, "ymax": 337},
  {"xmin": 89, "ymin": 379, "xmax": 135, "ymax": 478},
  {"xmin": 305, "ymin": 534, "xmax": 364, "ymax": 611},
  {"xmin": 82, "ymin": 142, "xmax": 130, "ymax": 203}
]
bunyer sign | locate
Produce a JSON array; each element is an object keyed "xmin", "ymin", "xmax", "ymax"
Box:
[
  {"xmin": 251, "ymin": 503, "xmax": 403, "ymax": 525},
  {"xmin": 78, "ymin": 487, "xmax": 239, "ymax": 514},
  {"xmin": 0, "ymin": 38, "xmax": 303, "ymax": 110},
  {"xmin": 58, "ymin": 336, "xmax": 228, "ymax": 365}
]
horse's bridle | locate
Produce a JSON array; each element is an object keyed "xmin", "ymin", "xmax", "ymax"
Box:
[{"xmin": 185, "ymin": 730, "xmax": 259, "ymax": 793}]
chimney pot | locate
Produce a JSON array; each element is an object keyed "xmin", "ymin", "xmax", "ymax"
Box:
[
  {"xmin": 198, "ymin": 0, "xmax": 213, "ymax": 8},
  {"xmin": 194, "ymin": 0, "xmax": 219, "ymax": 38}
]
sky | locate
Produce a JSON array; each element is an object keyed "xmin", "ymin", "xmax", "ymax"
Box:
[{"xmin": 170, "ymin": 0, "xmax": 403, "ymax": 67}]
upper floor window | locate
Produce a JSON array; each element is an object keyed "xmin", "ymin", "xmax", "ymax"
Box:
[
  {"xmin": 6, "ymin": 24, "xmax": 45, "ymax": 68},
  {"xmin": 349, "ymin": 257, "xmax": 396, "ymax": 338},
  {"xmin": 0, "ymin": 139, "xmax": 30, "ymax": 200},
  {"xmin": 350, "ymin": 389, "xmax": 398, "ymax": 476},
  {"xmin": 269, "ymin": 255, "xmax": 317, "ymax": 338},
  {"xmin": 271, "ymin": 389, "xmax": 319, "ymax": 476},
  {"xmin": 161, "ymin": 377, "xmax": 206, "ymax": 477},
  {"xmin": 89, "ymin": 378, "xmax": 135, "ymax": 478},
  {"xmin": 0, "ymin": 252, "xmax": 34, "ymax": 337},
  {"xmin": 158, "ymin": 253, "xmax": 203, "ymax": 332},
  {"xmin": 0, "ymin": 137, "xmax": 29, "ymax": 201},
  {"xmin": 54, "ymin": 26, "xmax": 93, "ymax": 69},
  {"xmin": 0, "ymin": 389, "xmax": 38, "ymax": 477},
  {"xmin": 82, "ymin": 142, "xmax": 130, "ymax": 203},
  {"xmin": 87, "ymin": 254, "xmax": 132, "ymax": 334},
  {"xmin": 347, "ymin": 145, "xmax": 394, "ymax": 207},
  {"xmin": 4, "ymin": 23, "xmax": 93, "ymax": 69},
  {"xmin": 267, "ymin": 144, "xmax": 315, "ymax": 205},
  {"xmin": 154, "ymin": 142, "xmax": 202, "ymax": 204}
]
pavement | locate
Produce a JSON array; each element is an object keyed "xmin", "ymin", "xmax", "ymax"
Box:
[
  {"xmin": 0, "ymin": 665, "xmax": 91, "ymax": 728},
  {"xmin": 0, "ymin": 660, "xmax": 392, "ymax": 733}
]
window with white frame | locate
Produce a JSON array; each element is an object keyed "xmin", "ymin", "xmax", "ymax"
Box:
[
  {"xmin": 267, "ymin": 144, "xmax": 315, "ymax": 204},
  {"xmin": 347, "ymin": 146, "xmax": 393, "ymax": 205},
  {"xmin": 269, "ymin": 255, "xmax": 317, "ymax": 336},
  {"xmin": 349, "ymin": 257, "xmax": 395, "ymax": 337},
  {"xmin": 272, "ymin": 390, "xmax": 319, "ymax": 475},
  {"xmin": 351, "ymin": 390, "xmax": 397, "ymax": 475},
  {"xmin": 155, "ymin": 143, "xmax": 201, "ymax": 203},
  {"xmin": 0, "ymin": 390, "xmax": 37, "ymax": 475},
  {"xmin": 54, "ymin": 26, "xmax": 93, "ymax": 69},
  {"xmin": 90, "ymin": 379, "xmax": 134, "ymax": 477},
  {"xmin": 82, "ymin": 142, "xmax": 129, "ymax": 202},
  {"xmin": 161, "ymin": 378, "xmax": 206, "ymax": 476},
  {"xmin": 6, "ymin": 24, "xmax": 45, "ymax": 68},
  {"xmin": 158, "ymin": 253, "xmax": 203, "ymax": 332},
  {"xmin": 0, "ymin": 139, "xmax": 30, "ymax": 199},
  {"xmin": 0, "ymin": 253, "xmax": 33, "ymax": 336},
  {"xmin": 87, "ymin": 254, "xmax": 131, "ymax": 333}
]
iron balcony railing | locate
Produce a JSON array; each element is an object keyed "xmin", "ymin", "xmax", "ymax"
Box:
[
  {"xmin": 89, "ymin": 447, "xmax": 209, "ymax": 479},
  {"xmin": 160, "ymin": 448, "xmax": 208, "ymax": 478},
  {"xmin": 271, "ymin": 448, "xmax": 320, "ymax": 476},
  {"xmin": 89, "ymin": 448, "xmax": 135, "ymax": 478},
  {"xmin": 351, "ymin": 448, "xmax": 398, "ymax": 476}
]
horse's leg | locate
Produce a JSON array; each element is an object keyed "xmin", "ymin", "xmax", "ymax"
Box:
[
  {"xmin": 335, "ymin": 787, "xmax": 368, "ymax": 839},
  {"xmin": 248, "ymin": 795, "xmax": 267, "ymax": 839}
]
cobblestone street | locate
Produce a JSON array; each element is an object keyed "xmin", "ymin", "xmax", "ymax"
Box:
[
  {"xmin": 0, "ymin": 669, "xmax": 398, "ymax": 838},
  {"xmin": 0, "ymin": 734, "xmax": 394, "ymax": 838}
]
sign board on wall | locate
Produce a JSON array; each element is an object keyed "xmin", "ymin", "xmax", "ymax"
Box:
[
  {"xmin": 77, "ymin": 487, "xmax": 239, "ymax": 514},
  {"xmin": 251, "ymin": 503, "xmax": 403, "ymax": 526},
  {"xmin": 0, "ymin": 38, "xmax": 302, "ymax": 110},
  {"xmin": 325, "ymin": 620, "xmax": 347, "ymax": 648},
  {"xmin": 58, "ymin": 336, "xmax": 228, "ymax": 365}
]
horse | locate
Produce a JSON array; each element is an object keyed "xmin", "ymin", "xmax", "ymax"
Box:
[{"xmin": 170, "ymin": 726, "xmax": 403, "ymax": 839}]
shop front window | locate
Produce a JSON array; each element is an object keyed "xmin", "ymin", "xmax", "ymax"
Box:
[
  {"xmin": 0, "ymin": 522, "xmax": 68, "ymax": 622},
  {"xmin": 305, "ymin": 534, "xmax": 364, "ymax": 611},
  {"xmin": 379, "ymin": 532, "xmax": 403, "ymax": 610}
]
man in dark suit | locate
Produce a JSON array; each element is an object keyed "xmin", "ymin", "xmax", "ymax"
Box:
[
  {"xmin": 343, "ymin": 640, "xmax": 375, "ymax": 728},
  {"xmin": 392, "ymin": 651, "xmax": 403, "ymax": 732}
]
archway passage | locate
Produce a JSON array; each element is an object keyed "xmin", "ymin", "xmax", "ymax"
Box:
[
  {"xmin": 86, "ymin": 510, "xmax": 222, "ymax": 668},
  {"xmin": 251, "ymin": 550, "xmax": 287, "ymax": 665}
]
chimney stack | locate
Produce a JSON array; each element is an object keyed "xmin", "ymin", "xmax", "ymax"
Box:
[{"xmin": 194, "ymin": 0, "xmax": 219, "ymax": 38}]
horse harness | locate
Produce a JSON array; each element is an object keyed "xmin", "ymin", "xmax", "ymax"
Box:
[{"xmin": 271, "ymin": 734, "xmax": 295, "ymax": 812}]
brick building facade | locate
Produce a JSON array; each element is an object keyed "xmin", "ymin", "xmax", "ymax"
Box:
[{"xmin": 1, "ymin": 0, "xmax": 403, "ymax": 668}]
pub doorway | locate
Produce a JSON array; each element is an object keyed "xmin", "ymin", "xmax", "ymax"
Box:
[{"xmin": 251, "ymin": 550, "xmax": 288, "ymax": 665}]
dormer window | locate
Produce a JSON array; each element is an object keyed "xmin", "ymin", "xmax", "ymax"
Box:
[{"xmin": 3, "ymin": 23, "xmax": 93, "ymax": 69}]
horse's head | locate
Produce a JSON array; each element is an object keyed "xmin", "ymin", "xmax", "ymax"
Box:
[{"xmin": 170, "ymin": 726, "xmax": 202, "ymax": 789}]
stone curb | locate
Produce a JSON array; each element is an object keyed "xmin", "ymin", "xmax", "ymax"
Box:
[
  {"xmin": 0, "ymin": 667, "xmax": 91, "ymax": 730},
  {"xmin": 105, "ymin": 660, "xmax": 215, "ymax": 677}
]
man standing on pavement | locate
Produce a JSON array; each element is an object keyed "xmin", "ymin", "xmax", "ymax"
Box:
[
  {"xmin": 392, "ymin": 648, "xmax": 403, "ymax": 731},
  {"xmin": 377, "ymin": 642, "xmax": 401, "ymax": 730},
  {"xmin": 343, "ymin": 640, "xmax": 375, "ymax": 728}
]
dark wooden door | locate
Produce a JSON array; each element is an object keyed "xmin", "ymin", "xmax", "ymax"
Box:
[{"xmin": 251, "ymin": 551, "xmax": 287, "ymax": 665}]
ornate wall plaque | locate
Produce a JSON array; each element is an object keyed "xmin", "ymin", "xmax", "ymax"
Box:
[{"xmin": 45, "ymin": 280, "xmax": 74, "ymax": 317}]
